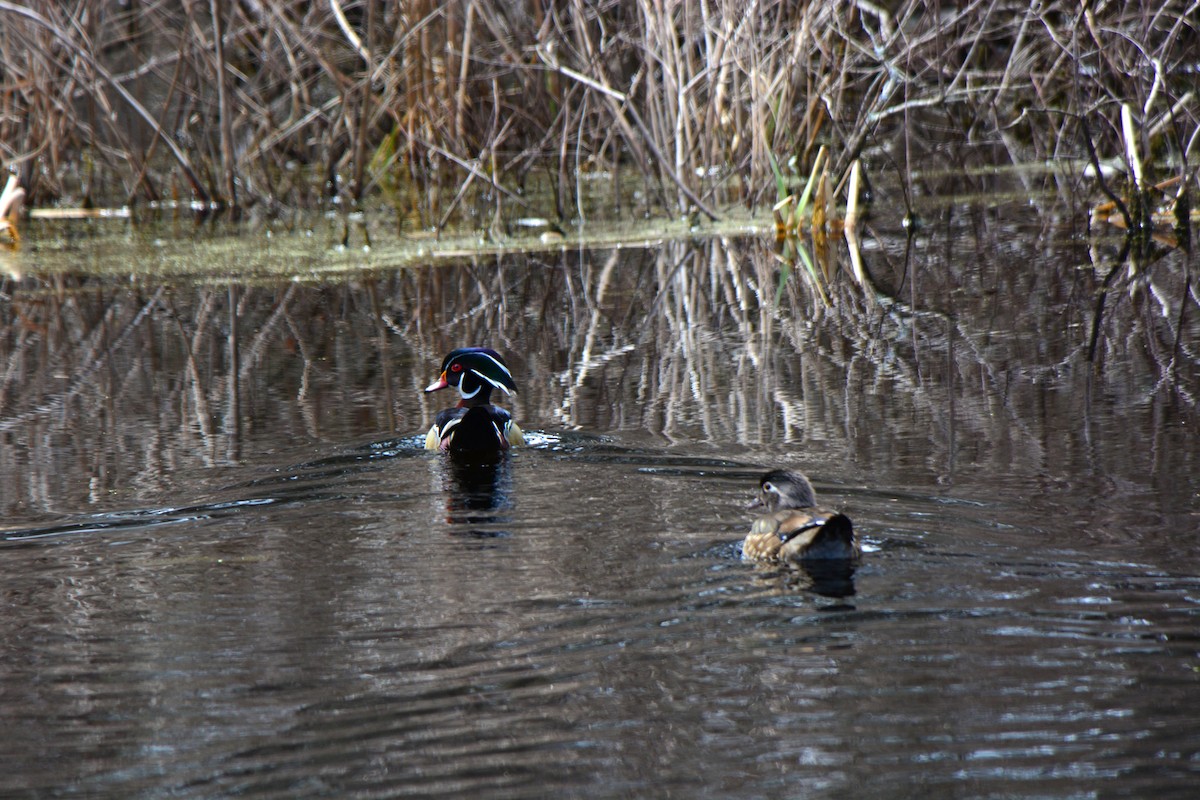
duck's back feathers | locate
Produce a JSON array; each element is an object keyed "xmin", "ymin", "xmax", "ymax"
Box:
[
  {"xmin": 744, "ymin": 508, "xmax": 858, "ymax": 561},
  {"xmin": 777, "ymin": 511, "xmax": 858, "ymax": 560},
  {"xmin": 425, "ymin": 405, "xmax": 523, "ymax": 452}
]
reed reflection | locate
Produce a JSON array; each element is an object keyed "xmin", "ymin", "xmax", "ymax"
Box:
[{"xmin": 1, "ymin": 227, "xmax": 1197, "ymax": 520}]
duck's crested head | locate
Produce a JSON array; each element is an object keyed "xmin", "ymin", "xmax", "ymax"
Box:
[
  {"xmin": 424, "ymin": 347, "xmax": 518, "ymax": 402},
  {"xmin": 755, "ymin": 469, "xmax": 817, "ymax": 511}
]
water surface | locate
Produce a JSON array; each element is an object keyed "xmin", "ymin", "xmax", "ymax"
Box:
[{"xmin": 1, "ymin": 201, "xmax": 1198, "ymax": 797}]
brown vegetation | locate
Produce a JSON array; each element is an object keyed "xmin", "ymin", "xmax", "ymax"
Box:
[{"xmin": 0, "ymin": 1, "xmax": 1195, "ymax": 226}]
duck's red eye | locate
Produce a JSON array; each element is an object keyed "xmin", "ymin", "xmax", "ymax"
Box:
[{"xmin": 450, "ymin": 363, "xmax": 463, "ymax": 372}]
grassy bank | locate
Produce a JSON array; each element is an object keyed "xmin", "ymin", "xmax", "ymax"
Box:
[{"xmin": 0, "ymin": 1, "xmax": 1195, "ymax": 226}]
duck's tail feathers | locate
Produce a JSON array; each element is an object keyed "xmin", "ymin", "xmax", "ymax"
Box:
[
  {"xmin": 803, "ymin": 513, "xmax": 858, "ymax": 560},
  {"xmin": 817, "ymin": 513, "xmax": 854, "ymax": 543}
]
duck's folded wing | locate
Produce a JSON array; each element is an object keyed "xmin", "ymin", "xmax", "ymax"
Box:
[
  {"xmin": 779, "ymin": 512, "xmax": 857, "ymax": 561},
  {"xmin": 425, "ymin": 407, "xmax": 467, "ymax": 450},
  {"xmin": 503, "ymin": 418, "xmax": 524, "ymax": 447}
]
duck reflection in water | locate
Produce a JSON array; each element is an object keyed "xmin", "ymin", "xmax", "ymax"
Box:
[
  {"xmin": 437, "ymin": 451, "xmax": 514, "ymax": 537},
  {"xmin": 777, "ymin": 559, "xmax": 857, "ymax": 600}
]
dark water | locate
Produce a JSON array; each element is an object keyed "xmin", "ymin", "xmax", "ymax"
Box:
[{"xmin": 2, "ymin": 206, "xmax": 1198, "ymax": 797}]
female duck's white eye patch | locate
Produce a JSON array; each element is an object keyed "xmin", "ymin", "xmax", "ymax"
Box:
[{"xmin": 763, "ymin": 483, "xmax": 777, "ymax": 494}]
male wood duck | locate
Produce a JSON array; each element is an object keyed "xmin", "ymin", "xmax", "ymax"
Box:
[
  {"xmin": 423, "ymin": 347, "xmax": 525, "ymax": 452},
  {"xmin": 742, "ymin": 469, "xmax": 859, "ymax": 562}
]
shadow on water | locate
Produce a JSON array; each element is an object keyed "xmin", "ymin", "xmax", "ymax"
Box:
[{"xmin": 1, "ymin": 195, "xmax": 1199, "ymax": 797}]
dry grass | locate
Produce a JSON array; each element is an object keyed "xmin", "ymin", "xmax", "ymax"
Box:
[{"xmin": 0, "ymin": 1, "xmax": 1195, "ymax": 228}]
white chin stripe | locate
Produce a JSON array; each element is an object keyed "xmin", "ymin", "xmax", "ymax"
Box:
[{"xmin": 459, "ymin": 383, "xmax": 482, "ymax": 400}]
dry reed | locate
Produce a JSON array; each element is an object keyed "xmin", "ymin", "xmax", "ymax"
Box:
[{"xmin": 0, "ymin": 1, "xmax": 1193, "ymax": 229}]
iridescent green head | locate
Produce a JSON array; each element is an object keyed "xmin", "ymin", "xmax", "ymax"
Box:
[{"xmin": 424, "ymin": 347, "xmax": 518, "ymax": 405}]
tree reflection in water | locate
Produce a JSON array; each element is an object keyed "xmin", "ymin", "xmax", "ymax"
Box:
[{"xmin": 1, "ymin": 223, "xmax": 1196, "ymax": 522}]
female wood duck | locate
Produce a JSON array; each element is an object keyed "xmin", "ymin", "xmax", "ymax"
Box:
[
  {"xmin": 423, "ymin": 347, "xmax": 525, "ymax": 452},
  {"xmin": 742, "ymin": 469, "xmax": 859, "ymax": 562}
]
